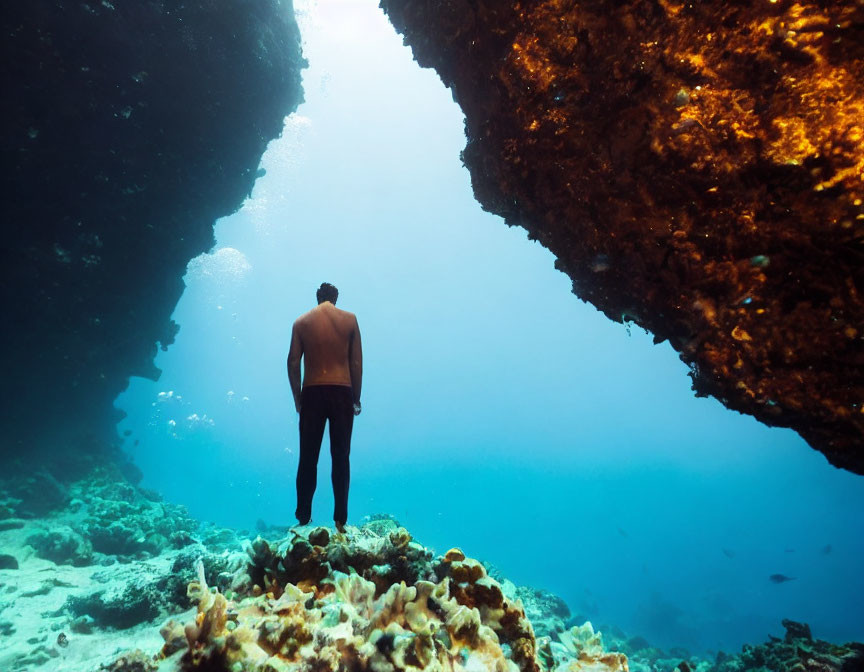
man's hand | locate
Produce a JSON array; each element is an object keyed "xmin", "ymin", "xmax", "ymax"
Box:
[{"xmin": 353, "ymin": 402, "xmax": 362, "ymax": 417}]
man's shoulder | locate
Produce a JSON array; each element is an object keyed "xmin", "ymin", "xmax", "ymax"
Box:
[{"xmin": 335, "ymin": 307, "xmax": 357, "ymax": 322}]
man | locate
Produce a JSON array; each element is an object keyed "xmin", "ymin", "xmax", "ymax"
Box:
[{"xmin": 287, "ymin": 282, "xmax": 362, "ymax": 533}]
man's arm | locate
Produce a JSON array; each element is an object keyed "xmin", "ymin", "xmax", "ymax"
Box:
[
  {"xmin": 349, "ymin": 316, "xmax": 363, "ymax": 407},
  {"xmin": 287, "ymin": 323, "xmax": 303, "ymax": 413}
]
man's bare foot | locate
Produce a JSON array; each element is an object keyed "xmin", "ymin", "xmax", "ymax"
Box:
[
  {"xmin": 334, "ymin": 521, "xmax": 346, "ymax": 534},
  {"xmin": 291, "ymin": 517, "xmax": 311, "ymax": 535}
]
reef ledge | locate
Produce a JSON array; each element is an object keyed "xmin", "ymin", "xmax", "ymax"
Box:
[{"xmin": 379, "ymin": 0, "xmax": 864, "ymax": 472}]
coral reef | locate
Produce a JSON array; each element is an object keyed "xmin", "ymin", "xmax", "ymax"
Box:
[
  {"xmin": 3, "ymin": 464, "xmax": 862, "ymax": 672},
  {"xmin": 1, "ymin": 0, "xmax": 306, "ymax": 467},
  {"xmin": 153, "ymin": 524, "xmax": 864, "ymax": 672},
  {"xmin": 485, "ymin": 561, "xmax": 573, "ymax": 640},
  {"xmin": 26, "ymin": 527, "xmax": 94, "ymax": 567},
  {"xmin": 10, "ymin": 469, "xmax": 199, "ymax": 567},
  {"xmin": 2, "ymin": 485, "xmax": 864, "ymax": 672},
  {"xmin": 573, "ymin": 617, "xmax": 864, "ymax": 672},
  {"xmin": 517, "ymin": 585, "xmax": 572, "ymax": 641},
  {"xmin": 104, "ymin": 521, "xmax": 863, "ymax": 672},
  {"xmin": 546, "ymin": 621, "xmax": 629, "ymax": 672},
  {"xmin": 0, "ymin": 469, "xmax": 246, "ymax": 672},
  {"xmin": 80, "ymin": 478, "xmax": 198, "ymax": 558},
  {"xmin": 379, "ymin": 0, "xmax": 864, "ymax": 471},
  {"xmin": 157, "ymin": 525, "xmax": 597, "ymax": 671},
  {"xmin": 713, "ymin": 619, "xmax": 864, "ymax": 672}
]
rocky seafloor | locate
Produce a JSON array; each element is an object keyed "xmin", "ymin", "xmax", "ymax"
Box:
[{"xmin": 0, "ymin": 473, "xmax": 861, "ymax": 672}]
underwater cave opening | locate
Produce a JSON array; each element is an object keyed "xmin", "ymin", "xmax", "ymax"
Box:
[{"xmin": 114, "ymin": 0, "xmax": 864, "ymax": 655}]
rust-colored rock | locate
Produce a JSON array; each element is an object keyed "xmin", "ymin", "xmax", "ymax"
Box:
[{"xmin": 380, "ymin": 0, "xmax": 864, "ymax": 472}]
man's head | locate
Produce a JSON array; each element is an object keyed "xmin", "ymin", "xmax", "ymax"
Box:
[{"xmin": 317, "ymin": 282, "xmax": 338, "ymax": 305}]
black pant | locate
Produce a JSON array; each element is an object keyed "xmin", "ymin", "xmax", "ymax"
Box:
[{"xmin": 296, "ymin": 385, "xmax": 354, "ymax": 524}]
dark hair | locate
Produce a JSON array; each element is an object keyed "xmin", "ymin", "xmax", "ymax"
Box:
[{"xmin": 316, "ymin": 282, "xmax": 338, "ymax": 305}]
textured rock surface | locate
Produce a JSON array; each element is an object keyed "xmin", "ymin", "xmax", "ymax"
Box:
[
  {"xmin": 2, "ymin": 0, "xmax": 305, "ymax": 462},
  {"xmin": 380, "ymin": 0, "xmax": 864, "ymax": 472}
]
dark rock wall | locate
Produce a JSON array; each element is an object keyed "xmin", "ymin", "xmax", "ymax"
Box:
[
  {"xmin": 2, "ymin": 0, "xmax": 305, "ymax": 462},
  {"xmin": 380, "ymin": 0, "xmax": 864, "ymax": 472}
]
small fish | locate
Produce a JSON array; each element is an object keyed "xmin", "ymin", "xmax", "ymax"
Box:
[
  {"xmin": 769, "ymin": 574, "xmax": 797, "ymax": 584},
  {"xmin": 722, "ymin": 548, "xmax": 735, "ymax": 559},
  {"xmin": 822, "ymin": 544, "xmax": 832, "ymax": 555},
  {"xmin": 617, "ymin": 527, "xmax": 628, "ymax": 538},
  {"xmin": 784, "ymin": 548, "xmax": 796, "ymax": 554}
]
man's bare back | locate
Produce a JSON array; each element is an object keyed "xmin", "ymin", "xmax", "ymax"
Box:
[{"xmin": 287, "ymin": 300, "xmax": 362, "ymax": 413}]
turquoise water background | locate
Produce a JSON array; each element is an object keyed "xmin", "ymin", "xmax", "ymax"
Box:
[{"xmin": 117, "ymin": 0, "xmax": 864, "ymax": 655}]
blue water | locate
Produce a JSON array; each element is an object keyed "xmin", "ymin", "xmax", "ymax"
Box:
[{"xmin": 117, "ymin": 0, "xmax": 864, "ymax": 656}]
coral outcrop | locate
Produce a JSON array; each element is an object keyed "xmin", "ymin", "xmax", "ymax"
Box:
[
  {"xmin": 27, "ymin": 526, "xmax": 94, "ymax": 567},
  {"xmin": 1, "ymin": 0, "xmax": 305, "ymax": 465},
  {"xmin": 106, "ymin": 521, "xmax": 864, "ymax": 672},
  {"xmin": 9, "ymin": 469, "xmax": 198, "ymax": 567},
  {"xmin": 712, "ymin": 619, "xmax": 864, "ymax": 672},
  {"xmin": 155, "ymin": 524, "xmax": 623, "ymax": 672},
  {"xmin": 379, "ymin": 0, "xmax": 864, "ymax": 471}
]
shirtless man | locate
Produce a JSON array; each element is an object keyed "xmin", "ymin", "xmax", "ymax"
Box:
[{"xmin": 287, "ymin": 283, "xmax": 362, "ymax": 533}]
